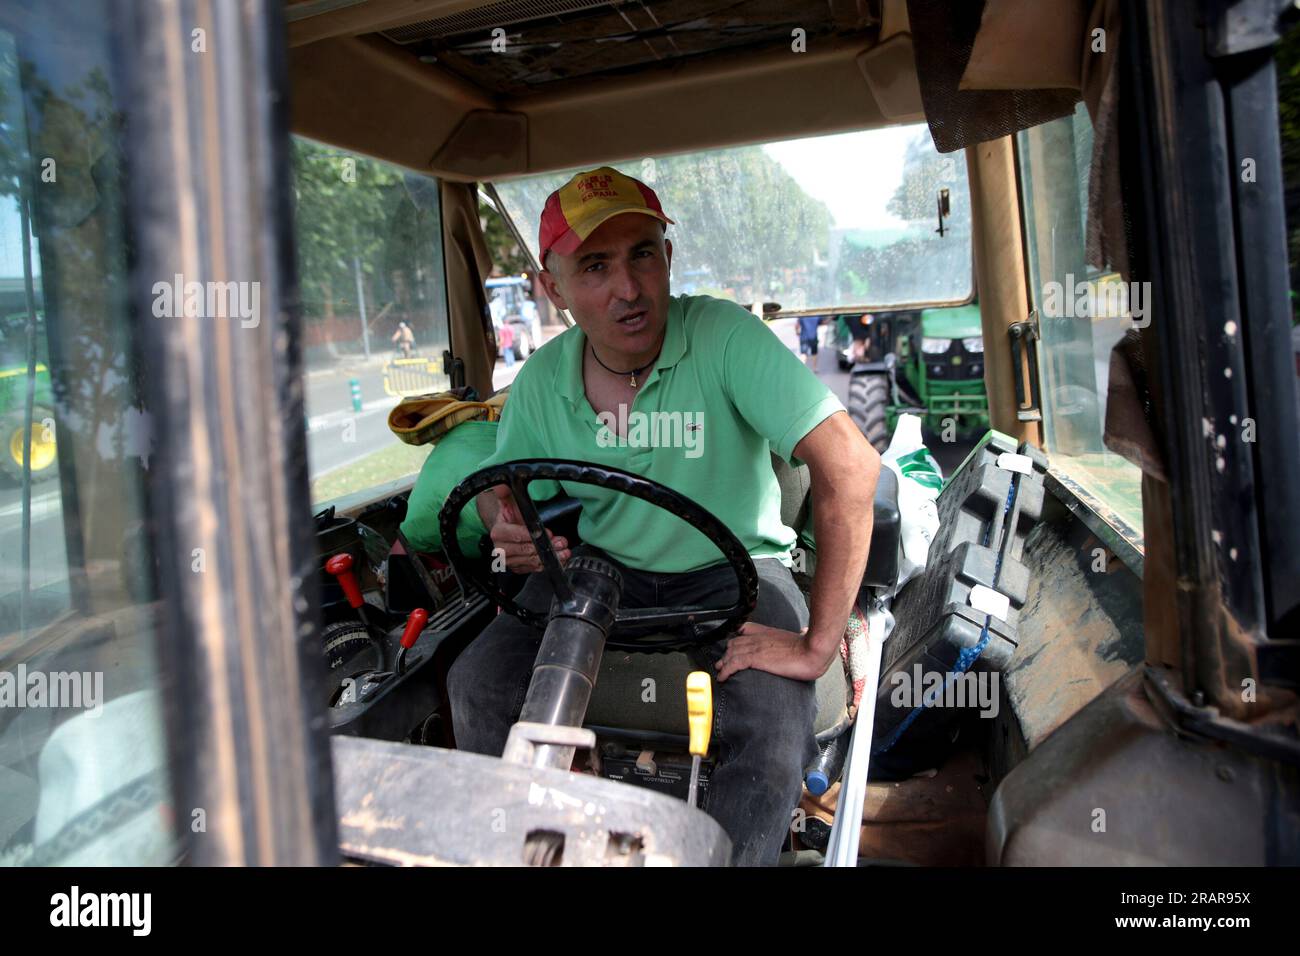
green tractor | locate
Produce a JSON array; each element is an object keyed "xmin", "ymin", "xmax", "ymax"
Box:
[
  {"xmin": 843, "ymin": 303, "xmax": 990, "ymax": 452},
  {"xmin": 0, "ymin": 361, "xmax": 57, "ymax": 485},
  {"xmin": 0, "ymin": 304, "xmax": 58, "ymax": 485}
]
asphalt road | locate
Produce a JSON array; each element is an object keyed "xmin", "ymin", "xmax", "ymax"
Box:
[{"xmin": 304, "ymin": 359, "xmax": 406, "ymax": 478}]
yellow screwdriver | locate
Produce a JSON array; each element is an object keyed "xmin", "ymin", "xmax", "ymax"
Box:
[{"xmin": 685, "ymin": 671, "xmax": 713, "ymax": 808}]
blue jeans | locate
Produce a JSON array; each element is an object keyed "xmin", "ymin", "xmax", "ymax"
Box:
[{"xmin": 447, "ymin": 548, "xmax": 817, "ymax": 866}]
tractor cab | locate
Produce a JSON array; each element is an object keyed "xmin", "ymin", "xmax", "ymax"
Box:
[{"xmin": 0, "ymin": 0, "xmax": 1296, "ymax": 869}]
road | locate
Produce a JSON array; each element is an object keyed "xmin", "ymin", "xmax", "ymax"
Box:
[
  {"xmin": 303, "ymin": 331, "xmax": 546, "ymax": 479},
  {"xmin": 304, "ymin": 359, "xmax": 406, "ymax": 478}
]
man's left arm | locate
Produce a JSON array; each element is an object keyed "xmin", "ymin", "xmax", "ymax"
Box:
[{"xmin": 716, "ymin": 411, "xmax": 879, "ymax": 682}]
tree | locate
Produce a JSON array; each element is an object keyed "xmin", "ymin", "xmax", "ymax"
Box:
[
  {"xmin": 290, "ymin": 139, "xmax": 401, "ymax": 323},
  {"xmin": 479, "ymin": 198, "xmax": 531, "ymax": 276},
  {"xmin": 651, "ymin": 145, "xmax": 832, "ymax": 303}
]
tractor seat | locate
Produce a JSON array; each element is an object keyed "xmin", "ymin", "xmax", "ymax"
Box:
[
  {"xmin": 585, "ymin": 644, "xmax": 853, "ymax": 744},
  {"xmin": 584, "ymin": 453, "xmax": 899, "ymax": 745}
]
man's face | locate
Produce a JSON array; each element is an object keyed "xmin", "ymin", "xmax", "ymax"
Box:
[{"xmin": 538, "ymin": 213, "xmax": 672, "ymax": 356}]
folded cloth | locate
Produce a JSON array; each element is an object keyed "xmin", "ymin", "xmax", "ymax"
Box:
[{"xmin": 387, "ymin": 386, "xmax": 508, "ymax": 446}]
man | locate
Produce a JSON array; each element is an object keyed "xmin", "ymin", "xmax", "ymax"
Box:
[
  {"xmin": 447, "ymin": 166, "xmax": 880, "ymax": 866},
  {"xmin": 797, "ymin": 313, "xmax": 824, "ymax": 371},
  {"xmin": 847, "ymin": 312, "xmax": 876, "ymax": 364},
  {"xmin": 391, "ymin": 321, "xmax": 414, "ymax": 357}
]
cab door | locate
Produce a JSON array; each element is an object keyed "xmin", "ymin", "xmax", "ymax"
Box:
[{"xmin": 0, "ymin": 0, "xmax": 337, "ymax": 866}]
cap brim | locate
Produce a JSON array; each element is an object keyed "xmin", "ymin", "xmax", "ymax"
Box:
[{"xmin": 550, "ymin": 205, "xmax": 674, "ymax": 258}]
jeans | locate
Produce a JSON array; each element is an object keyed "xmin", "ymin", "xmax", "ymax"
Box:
[{"xmin": 447, "ymin": 547, "xmax": 818, "ymax": 866}]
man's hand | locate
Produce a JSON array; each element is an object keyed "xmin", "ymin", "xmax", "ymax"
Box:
[
  {"xmin": 714, "ymin": 622, "xmax": 830, "ymax": 683},
  {"xmin": 483, "ymin": 485, "xmax": 572, "ymax": 573}
]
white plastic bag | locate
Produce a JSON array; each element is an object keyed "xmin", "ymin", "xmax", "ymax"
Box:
[{"xmin": 880, "ymin": 414, "xmax": 942, "ymax": 597}]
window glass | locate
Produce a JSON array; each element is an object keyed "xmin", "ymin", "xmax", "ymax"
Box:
[
  {"xmin": 492, "ymin": 124, "xmax": 973, "ymax": 314},
  {"xmin": 0, "ymin": 4, "xmax": 177, "ymax": 865},
  {"xmin": 1018, "ymin": 103, "xmax": 1144, "ymax": 540},
  {"xmin": 293, "ymin": 138, "xmax": 451, "ymax": 505},
  {"xmin": 478, "ymin": 193, "xmax": 564, "ymax": 392}
]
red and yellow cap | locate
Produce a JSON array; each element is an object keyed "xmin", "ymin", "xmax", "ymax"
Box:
[{"xmin": 538, "ymin": 166, "xmax": 674, "ymax": 265}]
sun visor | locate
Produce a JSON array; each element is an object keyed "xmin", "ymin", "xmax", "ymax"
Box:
[{"xmin": 906, "ymin": 0, "xmax": 1079, "ymax": 153}]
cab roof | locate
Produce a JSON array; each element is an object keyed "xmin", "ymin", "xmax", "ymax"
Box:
[{"xmin": 284, "ymin": 0, "xmax": 921, "ymax": 181}]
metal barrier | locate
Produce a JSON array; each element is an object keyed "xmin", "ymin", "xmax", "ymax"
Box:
[{"xmin": 383, "ymin": 355, "xmax": 450, "ymax": 398}]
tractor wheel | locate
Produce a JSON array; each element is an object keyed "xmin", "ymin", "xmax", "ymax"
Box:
[
  {"xmin": 848, "ymin": 374, "xmax": 890, "ymax": 453},
  {"xmin": 2, "ymin": 407, "xmax": 58, "ymax": 484}
]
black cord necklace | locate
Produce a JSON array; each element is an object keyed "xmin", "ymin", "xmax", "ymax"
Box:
[{"xmin": 589, "ymin": 341, "xmax": 659, "ymax": 389}]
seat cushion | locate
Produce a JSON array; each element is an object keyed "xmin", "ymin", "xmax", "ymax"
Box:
[{"xmin": 584, "ymin": 644, "xmax": 850, "ymax": 742}]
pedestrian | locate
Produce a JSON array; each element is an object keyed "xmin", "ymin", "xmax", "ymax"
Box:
[
  {"xmin": 391, "ymin": 321, "xmax": 415, "ymax": 357},
  {"xmin": 498, "ymin": 321, "xmax": 515, "ymax": 367},
  {"xmin": 797, "ymin": 314, "xmax": 824, "ymax": 371}
]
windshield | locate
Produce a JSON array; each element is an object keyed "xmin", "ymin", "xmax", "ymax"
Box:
[{"xmin": 492, "ymin": 123, "xmax": 972, "ymax": 314}]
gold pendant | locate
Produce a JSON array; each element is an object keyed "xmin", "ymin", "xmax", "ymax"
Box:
[{"xmin": 630, "ymin": 375, "xmax": 637, "ymax": 388}]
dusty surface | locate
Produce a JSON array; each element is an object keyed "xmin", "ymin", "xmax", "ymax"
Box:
[{"xmin": 1009, "ymin": 518, "xmax": 1143, "ymax": 749}]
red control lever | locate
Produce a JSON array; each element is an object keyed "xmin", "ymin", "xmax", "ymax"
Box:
[
  {"xmin": 325, "ymin": 553, "xmax": 364, "ymax": 609},
  {"xmin": 400, "ymin": 608, "xmax": 429, "ymax": 650}
]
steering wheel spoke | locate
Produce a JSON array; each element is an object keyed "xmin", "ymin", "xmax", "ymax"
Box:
[{"xmin": 507, "ymin": 473, "xmax": 573, "ymax": 604}]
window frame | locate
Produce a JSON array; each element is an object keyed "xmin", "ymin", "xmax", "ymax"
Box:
[{"xmin": 119, "ymin": 0, "xmax": 338, "ymax": 865}]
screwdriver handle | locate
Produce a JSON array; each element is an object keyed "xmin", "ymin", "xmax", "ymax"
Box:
[{"xmin": 686, "ymin": 671, "xmax": 712, "ymax": 757}]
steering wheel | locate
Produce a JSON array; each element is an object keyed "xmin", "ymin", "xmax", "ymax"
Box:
[{"xmin": 438, "ymin": 459, "xmax": 758, "ymax": 651}]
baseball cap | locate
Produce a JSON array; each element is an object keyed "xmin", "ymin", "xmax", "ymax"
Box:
[{"xmin": 538, "ymin": 166, "xmax": 674, "ymax": 266}]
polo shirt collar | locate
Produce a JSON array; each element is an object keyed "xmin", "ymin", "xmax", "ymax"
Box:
[{"xmin": 554, "ymin": 296, "xmax": 688, "ymax": 408}]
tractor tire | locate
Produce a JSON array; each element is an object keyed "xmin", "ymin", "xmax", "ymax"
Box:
[
  {"xmin": 848, "ymin": 374, "xmax": 890, "ymax": 453},
  {"xmin": 2, "ymin": 406, "xmax": 58, "ymax": 485}
]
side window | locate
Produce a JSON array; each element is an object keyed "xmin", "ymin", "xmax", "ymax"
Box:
[
  {"xmin": 478, "ymin": 193, "xmax": 557, "ymax": 392},
  {"xmin": 293, "ymin": 138, "xmax": 452, "ymax": 506},
  {"xmin": 0, "ymin": 9, "xmax": 176, "ymax": 865},
  {"xmin": 1018, "ymin": 104, "xmax": 1144, "ymax": 540}
]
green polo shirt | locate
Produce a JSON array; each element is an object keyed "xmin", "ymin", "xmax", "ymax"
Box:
[{"xmin": 478, "ymin": 294, "xmax": 844, "ymax": 573}]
